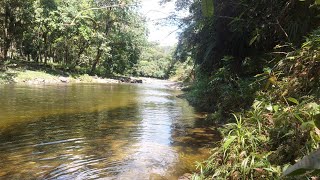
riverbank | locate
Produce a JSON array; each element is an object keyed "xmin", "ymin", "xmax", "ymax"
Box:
[
  {"xmin": 0, "ymin": 69, "xmax": 117, "ymax": 84},
  {"xmin": 0, "ymin": 61, "xmax": 188, "ymax": 90},
  {"xmin": 0, "ymin": 68, "xmax": 188, "ymax": 90}
]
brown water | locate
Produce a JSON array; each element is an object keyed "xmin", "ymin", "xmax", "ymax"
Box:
[{"xmin": 0, "ymin": 82, "xmax": 218, "ymax": 179}]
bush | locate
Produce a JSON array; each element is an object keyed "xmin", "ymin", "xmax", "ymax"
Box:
[
  {"xmin": 186, "ymin": 66, "xmax": 257, "ymax": 116},
  {"xmin": 169, "ymin": 58, "xmax": 194, "ymax": 82}
]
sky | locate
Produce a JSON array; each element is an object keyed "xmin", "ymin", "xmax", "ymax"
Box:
[{"xmin": 139, "ymin": 0, "xmax": 181, "ymax": 46}]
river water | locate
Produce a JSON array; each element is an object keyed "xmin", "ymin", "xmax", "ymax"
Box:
[{"xmin": 0, "ymin": 82, "xmax": 218, "ymax": 179}]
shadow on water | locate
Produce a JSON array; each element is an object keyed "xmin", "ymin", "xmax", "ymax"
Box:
[{"xmin": 169, "ymin": 116, "xmax": 221, "ymax": 175}]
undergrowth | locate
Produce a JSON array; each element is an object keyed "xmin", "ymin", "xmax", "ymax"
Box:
[{"xmin": 191, "ymin": 27, "xmax": 320, "ymax": 179}]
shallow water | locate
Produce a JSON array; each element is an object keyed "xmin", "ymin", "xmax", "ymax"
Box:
[{"xmin": 0, "ymin": 82, "xmax": 218, "ymax": 179}]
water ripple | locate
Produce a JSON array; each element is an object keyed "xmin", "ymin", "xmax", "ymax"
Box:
[{"xmin": 0, "ymin": 83, "xmax": 217, "ymax": 179}]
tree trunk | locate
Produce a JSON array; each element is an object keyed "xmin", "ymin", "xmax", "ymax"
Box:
[
  {"xmin": 19, "ymin": 42, "xmax": 23, "ymax": 57},
  {"xmin": 90, "ymin": 16, "xmax": 113, "ymax": 75},
  {"xmin": 3, "ymin": 5, "xmax": 9, "ymax": 60},
  {"xmin": 90, "ymin": 44, "xmax": 102, "ymax": 75},
  {"xmin": 43, "ymin": 35, "xmax": 47, "ymax": 64},
  {"xmin": 44, "ymin": 53, "xmax": 47, "ymax": 64},
  {"xmin": 37, "ymin": 43, "xmax": 42, "ymax": 64},
  {"xmin": 64, "ymin": 38, "xmax": 69, "ymax": 66},
  {"xmin": 53, "ymin": 50, "xmax": 56, "ymax": 63},
  {"xmin": 76, "ymin": 42, "xmax": 88, "ymax": 66},
  {"xmin": 3, "ymin": 4, "xmax": 14, "ymax": 61}
]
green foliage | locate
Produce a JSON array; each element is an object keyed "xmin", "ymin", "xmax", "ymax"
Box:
[
  {"xmin": 201, "ymin": 0, "xmax": 214, "ymax": 17},
  {"xmin": 173, "ymin": 0, "xmax": 319, "ymax": 76},
  {"xmin": 159, "ymin": 0, "xmax": 320, "ymax": 179},
  {"xmin": 0, "ymin": 0, "xmax": 147, "ymax": 76},
  {"xmin": 194, "ymin": 97, "xmax": 320, "ymax": 179},
  {"xmin": 169, "ymin": 57, "xmax": 194, "ymax": 82},
  {"xmin": 190, "ymin": 29, "xmax": 320, "ymax": 179},
  {"xmin": 186, "ymin": 64, "xmax": 257, "ymax": 114},
  {"xmin": 135, "ymin": 42, "xmax": 174, "ymax": 79},
  {"xmin": 275, "ymin": 28, "xmax": 320, "ymax": 97},
  {"xmin": 194, "ymin": 113, "xmax": 281, "ymax": 179}
]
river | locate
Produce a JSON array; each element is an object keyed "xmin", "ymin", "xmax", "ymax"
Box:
[{"xmin": 0, "ymin": 81, "xmax": 218, "ymax": 179}]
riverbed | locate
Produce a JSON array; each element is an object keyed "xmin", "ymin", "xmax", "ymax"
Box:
[{"xmin": 0, "ymin": 82, "xmax": 218, "ymax": 179}]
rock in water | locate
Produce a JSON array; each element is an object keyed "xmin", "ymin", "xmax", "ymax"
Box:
[{"xmin": 59, "ymin": 77, "xmax": 69, "ymax": 83}]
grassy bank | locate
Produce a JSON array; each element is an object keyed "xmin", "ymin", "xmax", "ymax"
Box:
[
  {"xmin": 0, "ymin": 68, "xmax": 103, "ymax": 84},
  {"xmin": 0, "ymin": 60, "xmax": 178, "ymax": 86},
  {"xmin": 0, "ymin": 60, "xmax": 120, "ymax": 85}
]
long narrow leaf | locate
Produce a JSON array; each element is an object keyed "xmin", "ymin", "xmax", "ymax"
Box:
[
  {"xmin": 283, "ymin": 148, "xmax": 320, "ymax": 176},
  {"xmin": 287, "ymin": 97, "xmax": 299, "ymax": 105},
  {"xmin": 223, "ymin": 136, "xmax": 237, "ymax": 149}
]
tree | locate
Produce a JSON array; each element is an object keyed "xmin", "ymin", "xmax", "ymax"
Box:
[
  {"xmin": 170, "ymin": 0, "xmax": 320, "ymax": 75},
  {"xmin": 0, "ymin": 0, "xmax": 35, "ymax": 60},
  {"xmin": 0, "ymin": 0, "xmax": 148, "ymax": 76}
]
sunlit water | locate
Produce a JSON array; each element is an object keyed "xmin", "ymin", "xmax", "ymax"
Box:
[{"xmin": 0, "ymin": 82, "xmax": 218, "ymax": 179}]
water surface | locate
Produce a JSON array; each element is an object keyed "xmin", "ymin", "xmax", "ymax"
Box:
[{"xmin": 0, "ymin": 82, "xmax": 218, "ymax": 179}]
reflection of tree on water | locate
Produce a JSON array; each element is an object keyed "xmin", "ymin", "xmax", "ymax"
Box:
[
  {"xmin": 0, "ymin": 84, "xmax": 137, "ymax": 129},
  {"xmin": 169, "ymin": 98, "xmax": 220, "ymax": 150},
  {"xmin": 0, "ymin": 104, "xmax": 142, "ymax": 179}
]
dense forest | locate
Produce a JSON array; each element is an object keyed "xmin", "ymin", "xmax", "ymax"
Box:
[
  {"xmin": 167, "ymin": 0, "xmax": 320, "ymax": 179},
  {"xmin": 0, "ymin": 0, "xmax": 174, "ymax": 78},
  {"xmin": 1, "ymin": 0, "xmax": 320, "ymax": 179}
]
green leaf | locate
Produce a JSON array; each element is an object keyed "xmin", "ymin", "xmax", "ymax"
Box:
[
  {"xmin": 266, "ymin": 104, "xmax": 273, "ymax": 112},
  {"xmin": 294, "ymin": 114, "xmax": 304, "ymax": 123},
  {"xmin": 283, "ymin": 148, "xmax": 320, "ymax": 176},
  {"xmin": 287, "ymin": 97, "xmax": 299, "ymax": 105},
  {"xmin": 282, "ymin": 130, "xmax": 295, "ymax": 138},
  {"xmin": 249, "ymin": 33, "xmax": 259, "ymax": 46},
  {"xmin": 287, "ymin": 56, "xmax": 296, "ymax": 60},
  {"xmin": 273, "ymin": 105, "xmax": 280, "ymax": 112},
  {"xmin": 223, "ymin": 136, "xmax": 237, "ymax": 150},
  {"xmin": 301, "ymin": 121, "xmax": 315, "ymax": 130},
  {"xmin": 202, "ymin": 0, "xmax": 214, "ymax": 17},
  {"xmin": 241, "ymin": 156, "xmax": 250, "ymax": 170},
  {"xmin": 263, "ymin": 67, "xmax": 272, "ymax": 74}
]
